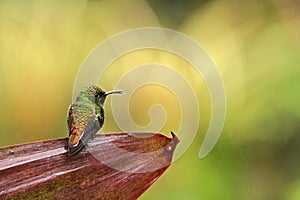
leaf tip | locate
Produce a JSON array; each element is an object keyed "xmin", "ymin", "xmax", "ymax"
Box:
[{"xmin": 170, "ymin": 131, "xmax": 179, "ymax": 145}]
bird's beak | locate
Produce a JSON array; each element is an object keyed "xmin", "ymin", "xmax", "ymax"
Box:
[{"xmin": 104, "ymin": 90, "xmax": 124, "ymax": 96}]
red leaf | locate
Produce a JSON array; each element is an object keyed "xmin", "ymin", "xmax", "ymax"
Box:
[{"xmin": 0, "ymin": 132, "xmax": 179, "ymax": 199}]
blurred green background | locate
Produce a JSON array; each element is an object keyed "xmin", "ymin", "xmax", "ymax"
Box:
[{"xmin": 1, "ymin": 0, "xmax": 300, "ymax": 199}]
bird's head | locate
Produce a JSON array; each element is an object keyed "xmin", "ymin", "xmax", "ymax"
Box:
[{"xmin": 77, "ymin": 84, "xmax": 123, "ymax": 106}]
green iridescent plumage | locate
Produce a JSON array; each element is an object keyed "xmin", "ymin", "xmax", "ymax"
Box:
[{"xmin": 67, "ymin": 84, "xmax": 123, "ymax": 156}]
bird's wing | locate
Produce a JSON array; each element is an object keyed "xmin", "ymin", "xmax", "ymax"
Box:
[{"xmin": 67, "ymin": 103, "xmax": 96, "ymax": 148}]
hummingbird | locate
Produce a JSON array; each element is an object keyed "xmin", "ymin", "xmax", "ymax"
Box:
[{"xmin": 67, "ymin": 84, "xmax": 123, "ymax": 156}]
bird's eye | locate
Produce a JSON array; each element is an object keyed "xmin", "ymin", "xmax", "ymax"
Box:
[{"xmin": 94, "ymin": 93, "xmax": 99, "ymax": 97}]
